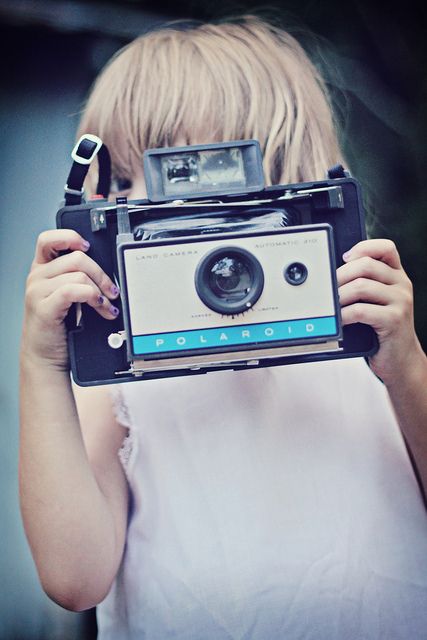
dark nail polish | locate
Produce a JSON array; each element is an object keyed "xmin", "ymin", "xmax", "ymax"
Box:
[
  {"xmin": 98, "ymin": 295, "xmax": 104, "ymax": 305},
  {"xmin": 110, "ymin": 305, "xmax": 120, "ymax": 316},
  {"xmin": 111, "ymin": 285, "xmax": 120, "ymax": 297}
]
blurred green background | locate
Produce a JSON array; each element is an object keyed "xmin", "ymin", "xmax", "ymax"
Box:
[{"xmin": 0, "ymin": 1, "xmax": 425, "ymax": 638}]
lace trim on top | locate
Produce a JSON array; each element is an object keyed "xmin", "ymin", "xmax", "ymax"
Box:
[{"xmin": 110, "ymin": 385, "xmax": 134, "ymax": 477}]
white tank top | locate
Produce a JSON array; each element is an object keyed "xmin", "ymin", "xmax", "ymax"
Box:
[{"xmin": 97, "ymin": 358, "xmax": 427, "ymax": 639}]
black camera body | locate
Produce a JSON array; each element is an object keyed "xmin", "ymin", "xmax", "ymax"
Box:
[{"xmin": 57, "ymin": 139, "xmax": 377, "ymax": 385}]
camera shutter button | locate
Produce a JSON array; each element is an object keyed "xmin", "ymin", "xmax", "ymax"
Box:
[{"xmin": 108, "ymin": 332, "xmax": 126, "ymax": 349}]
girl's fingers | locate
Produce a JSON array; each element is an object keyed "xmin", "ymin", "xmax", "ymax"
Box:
[
  {"xmin": 34, "ymin": 230, "xmax": 90, "ymax": 265},
  {"xmin": 338, "ymin": 278, "xmax": 395, "ymax": 308},
  {"xmin": 342, "ymin": 239, "xmax": 402, "ymax": 270},
  {"xmin": 33, "ymin": 272, "xmax": 120, "ymax": 320},
  {"xmin": 39, "ymin": 284, "xmax": 120, "ymax": 323},
  {"xmin": 340, "ymin": 302, "xmax": 390, "ymax": 331},
  {"xmin": 337, "ymin": 255, "xmax": 399, "ymax": 288},
  {"xmin": 32, "ymin": 251, "xmax": 119, "ymax": 301}
]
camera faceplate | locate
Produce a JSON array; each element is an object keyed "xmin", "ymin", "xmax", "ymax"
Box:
[{"xmin": 117, "ymin": 224, "xmax": 342, "ymax": 373}]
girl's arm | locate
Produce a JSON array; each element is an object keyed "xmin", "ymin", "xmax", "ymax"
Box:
[
  {"xmin": 19, "ymin": 230, "xmax": 128, "ymax": 611},
  {"xmin": 337, "ymin": 239, "xmax": 427, "ymax": 497}
]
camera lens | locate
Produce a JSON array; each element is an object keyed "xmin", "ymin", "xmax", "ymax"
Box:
[
  {"xmin": 210, "ymin": 257, "xmax": 251, "ymax": 294},
  {"xmin": 195, "ymin": 246, "xmax": 264, "ymax": 314},
  {"xmin": 284, "ymin": 262, "xmax": 308, "ymax": 285}
]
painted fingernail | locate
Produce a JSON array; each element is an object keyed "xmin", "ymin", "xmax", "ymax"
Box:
[
  {"xmin": 110, "ymin": 305, "xmax": 120, "ymax": 316},
  {"xmin": 82, "ymin": 240, "xmax": 91, "ymax": 250},
  {"xmin": 98, "ymin": 295, "xmax": 105, "ymax": 305},
  {"xmin": 111, "ymin": 285, "xmax": 120, "ymax": 297}
]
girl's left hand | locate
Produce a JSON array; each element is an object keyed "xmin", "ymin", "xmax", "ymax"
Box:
[{"xmin": 337, "ymin": 239, "xmax": 422, "ymax": 386}]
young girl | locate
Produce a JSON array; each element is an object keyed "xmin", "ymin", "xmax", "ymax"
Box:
[{"xmin": 20, "ymin": 16, "xmax": 427, "ymax": 639}]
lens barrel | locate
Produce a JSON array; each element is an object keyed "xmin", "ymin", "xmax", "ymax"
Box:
[{"xmin": 195, "ymin": 246, "xmax": 264, "ymax": 315}]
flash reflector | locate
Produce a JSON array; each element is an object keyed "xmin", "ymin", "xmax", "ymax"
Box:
[{"xmin": 143, "ymin": 140, "xmax": 265, "ymax": 202}]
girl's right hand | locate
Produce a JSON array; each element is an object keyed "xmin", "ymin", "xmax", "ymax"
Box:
[{"xmin": 22, "ymin": 229, "xmax": 120, "ymax": 370}]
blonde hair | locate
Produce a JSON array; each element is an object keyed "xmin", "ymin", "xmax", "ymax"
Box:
[{"xmin": 78, "ymin": 15, "xmax": 344, "ymax": 188}]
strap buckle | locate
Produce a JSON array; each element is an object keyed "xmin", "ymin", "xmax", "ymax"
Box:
[
  {"xmin": 64, "ymin": 184, "xmax": 84, "ymax": 196},
  {"xmin": 71, "ymin": 134, "xmax": 103, "ymax": 166}
]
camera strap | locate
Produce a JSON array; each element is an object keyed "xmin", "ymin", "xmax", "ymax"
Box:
[{"xmin": 64, "ymin": 134, "xmax": 111, "ymax": 205}]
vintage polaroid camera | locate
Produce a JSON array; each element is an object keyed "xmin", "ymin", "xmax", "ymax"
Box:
[{"xmin": 57, "ymin": 136, "xmax": 377, "ymax": 385}]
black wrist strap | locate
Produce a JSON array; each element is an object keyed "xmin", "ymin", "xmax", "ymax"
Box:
[{"xmin": 64, "ymin": 134, "xmax": 111, "ymax": 205}]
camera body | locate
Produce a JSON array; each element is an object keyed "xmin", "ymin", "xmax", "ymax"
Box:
[{"xmin": 57, "ymin": 139, "xmax": 377, "ymax": 385}]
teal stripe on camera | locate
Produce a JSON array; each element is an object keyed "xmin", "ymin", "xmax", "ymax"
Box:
[{"xmin": 133, "ymin": 316, "xmax": 338, "ymax": 355}]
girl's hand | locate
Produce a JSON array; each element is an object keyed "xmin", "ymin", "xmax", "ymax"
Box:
[
  {"xmin": 337, "ymin": 239, "xmax": 423, "ymax": 386},
  {"xmin": 22, "ymin": 229, "xmax": 120, "ymax": 369}
]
